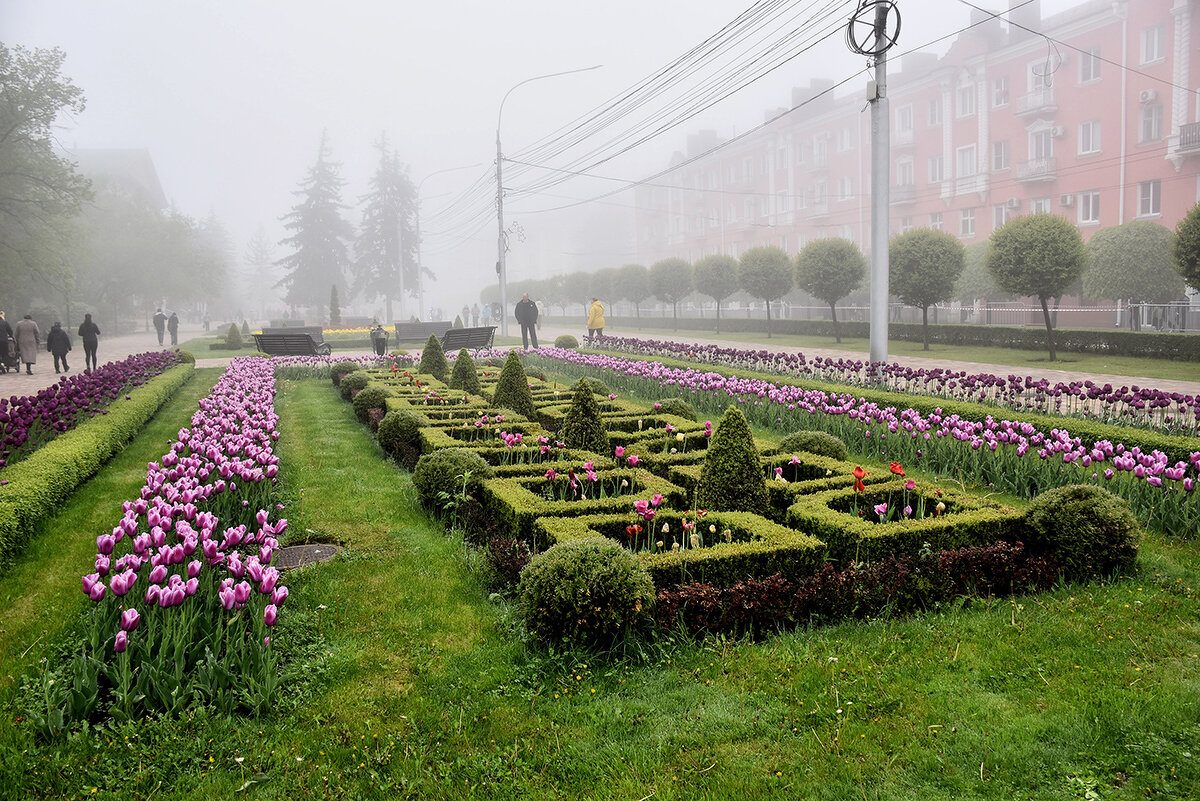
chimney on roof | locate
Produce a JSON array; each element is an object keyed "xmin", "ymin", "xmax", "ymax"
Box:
[
  {"xmin": 792, "ymin": 78, "xmax": 835, "ymax": 111},
  {"xmin": 1008, "ymin": 0, "xmax": 1041, "ymax": 38}
]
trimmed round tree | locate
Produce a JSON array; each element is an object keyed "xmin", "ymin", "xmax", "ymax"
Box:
[
  {"xmin": 696, "ymin": 406, "xmax": 767, "ymax": 515},
  {"xmin": 986, "ymin": 213, "xmax": 1086, "ymax": 362},
  {"xmin": 618, "ymin": 263, "xmax": 651, "ymax": 329},
  {"xmin": 1174, "ymin": 202, "xmax": 1200, "ymax": 293},
  {"xmin": 447, "ymin": 348, "xmax": 482, "ymax": 394},
  {"xmin": 794, "ymin": 238, "xmax": 866, "ymax": 344},
  {"xmin": 649, "ymin": 258, "xmax": 693, "ymax": 331},
  {"xmin": 491, "ymin": 350, "xmax": 537, "ymax": 419},
  {"xmin": 738, "ymin": 247, "xmax": 794, "ymax": 339},
  {"xmin": 1084, "ymin": 221, "xmax": 1183, "ymax": 315},
  {"xmin": 693, "ymin": 254, "xmax": 740, "ymax": 334},
  {"xmin": 889, "ymin": 229, "xmax": 966, "ymax": 350},
  {"xmin": 953, "ymin": 240, "xmax": 1011, "ymax": 306},
  {"xmin": 560, "ymin": 379, "xmax": 609, "ymax": 454},
  {"xmin": 418, "ymin": 333, "xmax": 448, "ymax": 381}
]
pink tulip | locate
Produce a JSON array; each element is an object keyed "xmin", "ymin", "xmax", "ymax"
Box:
[
  {"xmin": 263, "ymin": 604, "xmax": 278, "ymax": 626},
  {"xmin": 96, "ymin": 533, "xmax": 115, "ymax": 555},
  {"xmin": 218, "ymin": 586, "xmax": 236, "ymax": 610},
  {"xmin": 88, "ymin": 582, "xmax": 106, "ymax": 602},
  {"xmin": 114, "ymin": 630, "xmax": 128, "ymax": 653},
  {"xmin": 187, "ymin": 559, "xmax": 202, "ymax": 579},
  {"xmin": 271, "ymin": 585, "xmax": 289, "ymax": 606},
  {"xmin": 120, "ymin": 608, "xmax": 140, "ymax": 631},
  {"xmin": 233, "ymin": 581, "xmax": 251, "ymax": 605}
]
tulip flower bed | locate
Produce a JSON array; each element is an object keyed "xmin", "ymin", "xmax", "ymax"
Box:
[
  {"xmin": 516, "ymin": 348, "xmax": 1200, "ymax": 539},
  {"xmin": 591, "ymin": 336, "xmax": 1200, "ymax": 437},
  {"xmin": 29, "ymin": 357, "xmax": 289, "ymax": 736},
  {"xmin": 0, "ymin": 350, "xmax": 183, "ymax": 472}
]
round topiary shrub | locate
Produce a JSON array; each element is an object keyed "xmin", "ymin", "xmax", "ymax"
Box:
[
  {"xmin": 331, "ymin": 360, "xmax": 360, "ymax": 387},
  {"xmin": 519, "ymin": 537, "xmax": 655, "ymax": 648},
  {"xmin": 225, "ymin": 323, "xmax": 243, "ymax": 349},
  {"xmin": 491, "ymin": 351, "xmax": 537, "ymax": 419},
  {"xmin": 339, "ymin": 370, "xmax": 371, "ymax": 401},
  {"xmin": 554, "ymin": 334, "xmax": 579, "ymax": 349},
  {"xmin": 175, "ymin": 349, "xmax": 196, "ymax": 364},
  {"xmin": 696, "ymin": 406, "xmax": 767, "ymax": 515},
  {"xmin": 412, "ymin": 448, "xmax": 493, "ymax": 512},
  {"xmin": 559, "ymin": 379, "xmax": 610, "ymax": 454},
  {"xmin": 448, "ymin": 348, "xmax": 482, "ymax": 394},
  {"xmin": 352, "ymin": 385, "xmax": 394, "ymax": 425},
  {"xmin": 418, "ymin": 334, "xmax": 449, "ymax": 381},
  {"xmin": 655, "ymin": 397, "xmax": 696, "ymax": 421},
  {"xmin": 1023, "ymin": 484, "xmax": 1139, "ymax": 581},
  {"xmin": 377, "ymin": 408, "xmax": 428, "ymax": 465},
  {"xmin": 578, "ymin": 377, "xmax": 610, "ymax": 396},
  {"xmin": 778, "ymin": 429, "xmax": 849, "ymax": 461}
]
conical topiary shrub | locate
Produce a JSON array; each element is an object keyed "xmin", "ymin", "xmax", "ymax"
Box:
[
  {"xmin": 418, "ymin": 334, "xmax": 448, "ymax": 381},
  {"xmin": 491, "ymin": 351, "xmax": 537, "ymax": 419},
  {"xmin": 448, "ymin": 348, "xmax": 482, "ymax": 394},
  {"xmin": 560, "ymin": 379, "xmax": 609, "ymax": 454},
  {"xmin": 696, "ymin": 405, "xmax": 767, "ymax": 515}
]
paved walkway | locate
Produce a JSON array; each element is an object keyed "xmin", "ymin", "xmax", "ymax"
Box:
[{"xmin": 534, "ymin": 324, "xmax": 1200, "ymax": 398}]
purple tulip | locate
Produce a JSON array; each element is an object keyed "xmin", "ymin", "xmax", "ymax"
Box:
[
  {"xmin": 260, "ymin": 567, "xmax": 279, "ymax": 594},
  {"xmin": 233, "ymin": 581, "xmax": 251, "ymax": 605},
  {"xmin": 88, "ymin": 581, "xmax": 107, "ymax": 602},
  {"xmin": 218, "ymin": 586, "xmax": 236, "ymax": 610},
  {"xmin": 263, "ymin": 604, "xmax": 278, "ymax": 626},
  {"xmin": 271, "ymin": 585, "xmax": 289, "ymax": 606},
  {"xmin": 148, "ymin": 564, "xmax": 168, "ymax": 585},
  {"xmin": 120, "ymin": 608, "xmax": 140, "ymax": 631},
  {"xmin": 145, "ymin": 585, "xmax": 160, "ymax": 606},
  {"xmin": 185, "ymin": 577, "xmax": 199, "ymax": 596},
  {"xmin": 114, "ymin": 630, "xmax": 128, "ymax": 653},
  {"xmin": 187, "ymin": 559, "xmax": 202, "ymax": 579},
  {"xmin": 96, "ymin": 533, "xmax": 115, "ymax": 555},
  {"xmin": 82, "ymin": 572, "xmax": 99, "ymax": 596}
]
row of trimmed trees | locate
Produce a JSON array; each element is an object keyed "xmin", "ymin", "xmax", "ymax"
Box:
[{"xmin": 500, "ymin": 205, "xmax": 1200, "ymax": 362}]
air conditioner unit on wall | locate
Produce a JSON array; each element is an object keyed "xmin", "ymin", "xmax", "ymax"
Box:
[
  {"xmin": 1006, "ymin": 197, "xmax": 1021, "ymax": 209},
  {"xmin": 1051, "ymin": 125, "xmax": 1066, "ymax": 137},
  {"xmin": 1060, "ymin": 194, "xmax": 1075, "ymax": 207},
  {"xmin": 1139, "ymin": 89, "xmax": 1158, "ymax": 103}
]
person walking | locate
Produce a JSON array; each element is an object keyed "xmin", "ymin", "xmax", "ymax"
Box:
[
  {"xmin": 14, "ymin": 314, "xmax": 40, "ymax": 375},
  {"xmin": 77, "ymin": 313, "xmax": 101, "ymax": 371},
  {"xmin": 481, "ymin": 303, "xmax": 492, "ymax": 327},
  {"xmin": 152, "ymin": 308, "xmax": 167, "ymax": 345},
  {"xmin": 47, "ymin": 321, "xmax": 72, "ymax": 373},
  {"xmin": 0, "ymin": 312, "xmax": 13, "ymax": 374},
  {"xmin": 167, "ymin": 311, "xmax": 179, "ymax": 346},
  {"xmin": 460, "ymin": 305, "xmax": 470, "ymax": 327},
  {"xmin": 587, "ymin": 297, "xmax": 606, "ymax": 341},
  {"xmin": 514, "ymin": 292, "xmax": 539, "ymax": 349},
  {"xmin": 370, "ymin": 323, "xmax": 389, "ymax": 356},
  {"xmin": 471, "ymin": 303, "xmax": 480, "ymax": 327}
]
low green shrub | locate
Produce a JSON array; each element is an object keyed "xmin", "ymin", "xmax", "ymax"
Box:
[
  {"xmin": 778, "ymin": 430, "xmax": 848, "ymax": 461},
  {"xmin": 351, "ymin": 385, "xmax": 394, "ymax": 425},
  {"xmin": 377, "ymin": 408, "xmax": 429, "ymax": 466},
  {"xmin": 331, "ymin": 360, "xmax": 360, "ymax": 386},
  {"xmin": 554, "ymin": 334, "xmax": 579, "ymax": 349},
  {"xmin": 577, "ymin": 377, "xmax": 610, "ymax": 396},
  {"xmin": 339, "ymin": 370, "xmax": 371, "ymax": 400},
  {"xmin": 654, "ymin": 398, "xmax": 696, "ymax": 421},
  {"xmin": 412, "ymin": 448, "xmax": 493, "ymax": 514},
  {"xmin": 519, "ymin": 536, "xmax": 655, "ymax": 648},
  {"xmin": 1023, "ymin": 484, "xmax": 1139, "ymax": 580},
  {"xmin": 175, "ymin": 349, "xmax": 196, "ymax": 364}
]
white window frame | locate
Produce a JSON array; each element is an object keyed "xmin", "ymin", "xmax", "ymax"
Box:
[
  {"xmin": 929, "ymin": 154, "xmax": 943, "ymax": 183},
  {"xmin": 1031, "ymin": 197, "xmax": 1051, "ymax": 214},
  {"xmin": 928, "ymin": 96, "xmax": 942, "ymax": 126},
  {"xmin": 1139, "ymin": 103, "xmax": 1163, "ymax": 144},
  {"xmin": 1080, "ymin": 47, "xmax": 1101, "ymax": 83},
  {"xmin": 993, "ymin": 76, "xmax": 1009, "ymax": 107},
  {"xmin": 1078, "ymin": 190, "xmax": 1100, "ymax": 224},
  {"xmin": 897, "ymin": 159, "xmax": 914, "ymax": 186},
  {"xmin": 956, "ymin": 144, "xmax": 977, "ymax": 177},
  {"xmin": 960, "ymin": 208, "xmax": 976, "ymax": 237},
  {"xmin": 930, "ymin": 211, "xmax": 943, "ymax": 232},
  {"xmin": 1079, "ymin": 120, "xmax": 1101, "ymax": 154},
  {"xmin": 896, "ymin": 104, "xmax": 914, "ymax": 135},
  {"xmin": 900, "ymin": 215, "xmax": 914, "ymax": 234},
  {"xmin": 993, "ymin": 205, "xmax": 1010, "ymax": 229},
  {"xmin": 1137, "ymin": 180, "xmax": 1161, "ymax": 216},
  {"xmin": 1140, "ymin": 25, "xmax": 1165, "ymax": 64},
  {"xmin": 992, "ymin": 140, "xmax": 1010, "ymax": 171},
  {"xmin": 957, "ymin": 83, "xmax": 976, "ymax": 118}
]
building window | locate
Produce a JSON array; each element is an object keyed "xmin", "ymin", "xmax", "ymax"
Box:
[
  {"xmin": 777, "ymin": 191, "xmax": 789, "ymax": 213},
  {"xmin": 929, "ymin": 154, "xmax": 943, "ymax": 183},
  {"xmin": 1030, "ymin": 129, "xmax": 1054, "ymax": 160},
  {"xmin": 960, "ymin": 208, "xmax": 976, "ymax": 237},
  {"xmin": 761, "ymin": 154, "xmax": 770, "ymax": 175},
  {"xmin": 813, "ymin": 137, "xmax": 828, "ymax": 167},
  {"xmin": 1029, "ymin": 60, "xmax": 1053, "ymax": 91},
  {"xmin": 900, "ymin": 215, "xmax": 914, "ymax": 234},
  {"xmin": 1079, "ymin": 191, "xmax": 1100, "ymax": 224},
  {"xmin": 777, "ymin": 148, "xmax": 786, "ymax": 169},
  {"xmin": 993, "ymin": 76, "xmax": 1009, "ymax": 107},
  {"xmin": 838, "ymin": 176, "xmax": 853, "ymax": 201},
  {"xmin": 897, "ymin": 159, "xmax": 914, "ymax": 186},
  {"xmin": 930, "ymin": 211, "xmax": 943, "ymax": 231},
  {"xmin": 957, "ymin": 83, "xmax": 976, "ymax": 117},
  {"xmin": 743, "ymin": 158, "xmax": 753, "ymax": 181},
  {"xmin": 813, "ymin": 181, "xmax": 827, "ymax": 206},
  {"xmin": 759, "ymin": 197, "xmax": 769, "ymax": 217},
  {"xmin": 1139, "ymin": 103, "xmax": 1163, "ymax": 143},
  {"xmin": 992, "ymin": 140, "xmax": 1010, "ymax": 171},
  {"xmin": 1080, "ymin": 47, "xmax": 1101, "ymax": 82},
  {"xmin": 837, "ymin": 127, "xmax": 852, "ymax": 151},
  {"xmin": 956, "ymin": 145, "xmax": 977, "ymax": 177},
  {"xmin": 1140, "ymin": 25, "xmax": 1165, "ymax": 64},
  {"xmin": 728, "ymin": 204, "xmax": 737, "ymax": 223},
  {"xmin": 1031, "ymin": 197, "xmax": 1051, "ymax": 214},
  {"xmin": 1138, "ymin": 179, "xmax": 1161, "ymax": 216},
  {"xmin": 928, "ymin": 96, "xmax": 942, "ymax": 126},
  {"xmin": 1079, "ymin": 120, "xmax": 1101, "ymax": 154},
  {"xmin": 744, "ymin": 199, "xmax": 754, "ymax": 219},
  {"xmin": 896, "ymin": 104, "xmax": 913, "ymax": 135},
  {"xmin": 727, "ymin": 165, "xmax": 737, "ymax": 184},
  {"xmin": 993, "ymin": 204, "xmax": 1011, "ymax": 229}
]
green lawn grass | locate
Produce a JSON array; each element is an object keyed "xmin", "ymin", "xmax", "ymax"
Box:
[
  {"xmin": 591, "ymin": 324, "xmax": 1200, "ymax": 383},
  {"xmin": 2, "ymin": 373, "xmax": 1199, "ymax": 799}
]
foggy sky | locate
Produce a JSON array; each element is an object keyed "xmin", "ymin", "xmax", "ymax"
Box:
[{"xmin": 4, "ymin": 0, "xmax": 1076, "ymax": 315}]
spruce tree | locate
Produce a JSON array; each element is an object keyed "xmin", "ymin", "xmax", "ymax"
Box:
[
  {"xmin": 696, "ymin": 406, "xmax": 767, "ymax": 515},
  {"xmin": 560, "ymin": 379, "xmax": 609, "ymax": 454},
  {"xmin": 329, "ymin": 284, "xmax": 341, "ymax": 326},
  {"xmin": 491, "ymin": 351, "xmax": 537, "ymax": 419},
  {"xmin": 418, "ymin": 333, "xmax": 448, "ymax": 381},
  {"xmin": 448, "ymin": 348, "xmax": 482, "ymax": 394},
  {"xmin": 352, "ymin": 136, "xmax": 417, "ymax": 323}
]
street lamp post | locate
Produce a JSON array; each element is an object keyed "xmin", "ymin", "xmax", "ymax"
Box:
[
  {"xmin": 496, "ymin": 65, "xmax": 601, "ymax": 337},
  {"xmin": 414, "ymin": 164, "xmax": 482, "ymax": 322}
]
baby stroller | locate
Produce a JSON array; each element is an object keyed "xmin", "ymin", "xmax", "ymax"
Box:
[{"xmin": 0, "ymin": 336, "xmax": 17, "ymax": 374}]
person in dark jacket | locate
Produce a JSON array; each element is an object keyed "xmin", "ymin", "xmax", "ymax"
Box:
[
  {"xmin": 77, "ymin": 313, "xmax": 101, "ymax": 370},
  {"xmin": 370, "ymin": 323, "xmax": 389, "ymax": 356},
  {"xmin": 0, "ymin": 312, "xmax": 13, "ymax": 374},
  {"xmin": 152, "ymin": 308, "xmax": 167, "ymax": 345},
  {"xmin": 167, "ymin": 312, "xmax": 179, "ymax": 345},
  {"xmin": 47, "ymin": 321, "xmax": 72, "ymax": 374},
  {"xmin": 514, "ymin": 293, "xmax": 539, "ymax": 349}
]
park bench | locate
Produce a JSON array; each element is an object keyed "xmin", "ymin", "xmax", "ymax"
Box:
[
  {"xmin": 261, "ymin": 325, "xmax": 326, "ymax": 343},
  {"xmin": 252, "ymin": 332, "xmax": 332, "ymax": 357},
  {"xmin": 440, "ymin": 326, "xmax": 497, "ymax": 351},
  {"xmin": 394, "ymin": 321, "xmax": 453, "ymax": 342}
]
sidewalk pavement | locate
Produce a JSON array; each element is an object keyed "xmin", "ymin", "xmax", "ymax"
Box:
[{"xmin": 533, "ymin": 324, "xmax": 1200, "ymax": 399}]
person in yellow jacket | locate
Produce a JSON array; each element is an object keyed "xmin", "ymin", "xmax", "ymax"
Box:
[{"xmin": 587, "ymin": 297, "xmax": 605, "ymax": 340}]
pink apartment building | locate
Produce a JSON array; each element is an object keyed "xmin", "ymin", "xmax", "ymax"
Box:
[{"xmin": 634, "ymin": 0, "xmax": 1200, "ymax": 271}]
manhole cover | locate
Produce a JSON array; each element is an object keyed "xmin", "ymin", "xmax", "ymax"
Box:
[{"xmin": 276, "ymin": 543, "xmax": 342, "ymax": 570}]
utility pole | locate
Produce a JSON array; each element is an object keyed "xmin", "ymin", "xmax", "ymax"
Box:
[{"xmin": 847, "ymin": 0, "xmax": 901, "ymax": 364}]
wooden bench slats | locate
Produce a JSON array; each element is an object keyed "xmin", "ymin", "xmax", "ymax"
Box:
[
  {"xmin": 394, "ymin": 321, "xmax": 453, "ymax": 342},
  {"xmin": 252, "ymin": 333, "xmax": 332, "ymax": 356},
  {"xmin": 440, "ymin": 326, "xmax": 496, "ymax": 351}
]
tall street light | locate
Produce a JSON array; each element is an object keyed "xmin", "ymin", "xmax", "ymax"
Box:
[
  {"xmin": 414, "ymin": 163, "xmax": 482, "ymax": 321},
  {"xmin": 496, "ymin": 65, "xmax": 601, "ymax": 336}
]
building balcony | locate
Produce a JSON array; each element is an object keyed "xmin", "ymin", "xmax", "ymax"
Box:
[
  {"xmin": 890, "ymin": 183, "xmax": 917, "ymax": 205},
  {"xmin": 1168, "ymin": 121, "xmax": 1200, "ymax": 156},
  {"xmin": 807, "ymin": 201, "xmax": 830, "ymax": 218},
  {"xmin": 893, "ymin": 128, "xmax": 915, "ymax": 148},
  {"xmin": 1015, "ymin": 87, "xmax": 1056, "ymax": 116},
  {"xmin": 1016, "ymin": 157, "xmax": 1058, "ymax": 182},
  {"xmin": 954, "ymin": 173, "xmax": 988, "ymax": 196}
]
